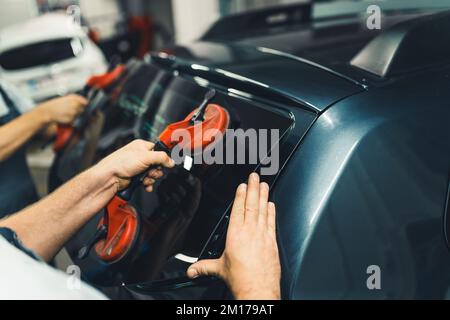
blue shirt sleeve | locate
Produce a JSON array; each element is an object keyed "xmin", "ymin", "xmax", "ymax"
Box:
[{"xmin": 0, "ymin": 227, "xmax": 41, "ymax": 261}]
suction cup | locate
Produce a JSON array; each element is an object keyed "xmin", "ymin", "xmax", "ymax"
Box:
[
  {"xmin": 94, "ymin": 197, "xmax": 139, "ymax": 263},
  {"xmin": 159, "ymin": 103, "xmax": 230, "ymax": 152}
]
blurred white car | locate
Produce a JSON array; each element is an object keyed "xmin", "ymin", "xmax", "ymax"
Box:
[{"xmin": 0, "ymin": 13, "xmax": 107, "ymax": 102}]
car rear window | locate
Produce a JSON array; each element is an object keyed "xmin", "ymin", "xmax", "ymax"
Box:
[
  {"xmin": 0, "ymin": 38, "xmax": 82, "ymax": 70},
  {"xmin": 56, "ymin": 61, "xmax": 316, "ymax": 288}
]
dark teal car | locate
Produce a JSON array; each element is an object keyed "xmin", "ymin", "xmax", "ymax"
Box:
[{"xmin": 50, "ymin": 1, "xmax": 450, "ymax": 299}]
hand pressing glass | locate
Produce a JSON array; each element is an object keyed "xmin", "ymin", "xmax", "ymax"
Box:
[{"xmin": 187, "ymin": 173, "xmax": 281, "ymax": 300}]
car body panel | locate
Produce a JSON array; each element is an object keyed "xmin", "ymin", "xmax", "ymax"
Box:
[
  {"xmin": 0, "ymin": 13, "xmax": 107, "ymax": 102},
  {"xmin": 0, "ymin": 13, "xmax": 84, "ymax": 51},
  {"xmin": 2, "ymin": 44, "xmax": 106, "ymax": 101},
  {"xmin": 273, "ymin": 66, "xmax": 450, "ymax": 299}
]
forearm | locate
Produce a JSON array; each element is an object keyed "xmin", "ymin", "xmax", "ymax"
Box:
[
  {"xmin": 0, "ymin": 106, "xmax": 49, "ymax": 161},
  {"xmin": 0, "ymin": 165, "xmax": 118, "ymax": 261}
]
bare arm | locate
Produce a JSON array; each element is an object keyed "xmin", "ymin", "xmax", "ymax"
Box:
[
  {"xmin": 0, "ymin": 94, "xmax": 87, "ymax": 161},
  {"xmin": 0, "ymin": 106, "xmax": 50, "ymax": 161},
  {"xmin": 0, "ymin": 140, "xmax": 174, "ymax": 261}
]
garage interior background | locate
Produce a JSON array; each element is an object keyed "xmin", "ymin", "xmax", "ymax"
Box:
[{"xmin": 1, "ymin": 0, "xmax": 309, "ymax": 47}]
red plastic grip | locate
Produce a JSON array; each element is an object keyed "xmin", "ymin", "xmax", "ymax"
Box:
[
  {"xmin": 159, "ymin": 104, "xmax": 230, "ymax": 151},
  {"xmin": 95, "ymin": 196, "xmax": 139, "ymax": 262},
  {"xmin": 53, "ymin": 125, "xmax": 74, "ymax": 152}
]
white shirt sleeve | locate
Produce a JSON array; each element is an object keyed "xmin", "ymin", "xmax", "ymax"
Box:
[
  {"xmin": 0, "ymin": 80, "xmax": 35, "ymax": 114},
  {"xmin": 0, "ymin": 237, "xmax": 108, "ymax": 300},
  {"xmin": 0, "ymin": 95, "xmax": 9, "ymax": 117}
]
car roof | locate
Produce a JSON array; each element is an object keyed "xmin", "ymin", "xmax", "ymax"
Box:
[
  {"xmin": 203, "ymin": 11, "xmax": 437, "ymax": 82},
  {"xmin": 203, "ymin": 2, "xmax": 450, "ymax": 79},
  {"xmin": 162, "ymin": 7, "xmax": 450, "ymax": 112},
  {"xmin": 0, "ymin": 13, "xmax": 85, "ymax": 53}
]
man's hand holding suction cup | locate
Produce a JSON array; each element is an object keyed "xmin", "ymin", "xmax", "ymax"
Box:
[
  {"xmin": 187, "ymin": 173, "xmax": 281, "ymax": 300},
  {"xmin": 36, "ymin": 94, "xmax": 88, "ymax": 125},
  {"xmin": 97, "ymin": 139, "xmax": 175, "ymax": 191},
  {"xmin": 0, "ymin": 140, "xmax": 175, "ymax": 261},
  {"xmin": 0, "ymin": 94, "xmax": 88, "ymax": 160}
]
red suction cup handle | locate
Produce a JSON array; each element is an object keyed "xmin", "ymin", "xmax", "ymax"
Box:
[
  {"xmin": 53, "ymin": 65, "xmax": 126, "ymax": 152},
  {"xmin": 86, "ymin": 64, "xmax": 126, "ymax": 90},
  {"xmin": 94, "ymin": 196, "xmax": 139, "ymax": 262},
  {"xmin": 53, "ymin": 125, "xmax": 74, "ymax": 152},
  {"xmin": 158, "ymin": 103, "xmax": 230, "ymax": 151}
]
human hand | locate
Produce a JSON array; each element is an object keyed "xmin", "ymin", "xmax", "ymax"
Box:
[
  {"xmin": 97, "ymin": 139, "xmax": 175, "ymax": 191},
  {"xmin": 37, "ymin": 94, "xmax": 88, "ymax": 125},
  {"xmin": 187, "ymin": 173, "xmax": 281, "ymax": 300}
]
